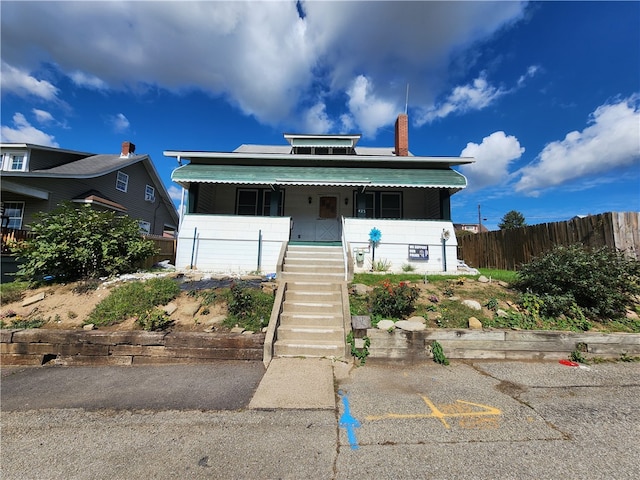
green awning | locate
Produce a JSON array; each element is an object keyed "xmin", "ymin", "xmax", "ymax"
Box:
[{"xmin": 172, "ymin": 164, "xmax": 467, "ymax": 189}]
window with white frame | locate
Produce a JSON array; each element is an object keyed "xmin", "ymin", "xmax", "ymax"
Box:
[
  {"xmin": 145, "ymin": 185, "xmax": 155, "ymax": 202},
  {"xmin": 2, "ymin": 152, "xmax": 27, "ymax": 172},
  {"xmin": 116, "ymin": 171, "xmax": 129, "ymax": 192},
  {"xmin": 3, "ymin": 202, "xmax": 25, "ymax": 229},
  {"xmin": 138, "ymin": 220, "xmax": 151, "ymax": 234}
]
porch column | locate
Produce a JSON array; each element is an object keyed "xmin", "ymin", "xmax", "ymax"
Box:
[
  {"xmin": 270, "ymin": 186, "xmax": 280, "ymax": 216},
  {"xmin": 439, "ymin": 190, "xmax": 451, "ymax": 220}
]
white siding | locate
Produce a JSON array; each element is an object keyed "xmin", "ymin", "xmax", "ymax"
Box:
[
  {"xmin": 176, "ymin": 214, "xmax": 291, "ymax": 274},
  {"xmin": 343, "ymin": 218, "xmax": 459, "ymax": 273}
]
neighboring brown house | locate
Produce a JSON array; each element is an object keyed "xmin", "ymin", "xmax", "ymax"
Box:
[{"xmin": 1, "ymin": 141, "xmax": 178, "ymax": 236}]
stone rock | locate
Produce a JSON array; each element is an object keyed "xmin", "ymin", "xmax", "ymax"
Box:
[
  {"xmin": 354, "ymin": 338, "xmax": 366, "ymax": 349},
  {"xmin": 496, "ymin": 309, "xmax": 509, "ymax": 318},
  {"xmin": 163, "ymin": 302, "xmax": 178, "ymax": 316},
  {"xmin": 498, "ymin": 281, "xmax": 510, "ymax": 288},
  {"xmin": 426, "ymin": 311, "xmax": 442, "ymax": 321},
  {"xmin": 261, "ymin": 282, "xmax": 278, "ymax": 295},
  {"xmin": 351, "ymin": 315, "xmax": 372, "ymax": 329},
  {"xmin": 83, "ymin": 323, "xmax": 95, "ymax": 331},
  {"xmin": 261, "ymin": 327, "xmax": 268, "ymax": 333},
  {"xmin": 230, "ymin": 326, "xmax": 245, "ymax": 334},
  {"xmin": 22, "ymin": 292, "xmax": 45, "ymax": 307},
  {"xmin": 468, "ymin": 317, "xmax": 483, "ymax": 329},
  {"xmin": 395, "ymin": 320, "xmax": 426, "ymax": 332},
  {"xmin": 376, "ymin": 319, "xmax": 395, "ymax": 331},
  {"xmin": 626, "ymin": 310, "xmax": 639, "ymax": 320},
  {"xmin": 202, "ymin": 326, "xmax": 215, "ymax": 333},
  {"xmin": 477, "ymin": 275, "xmax": 490, "ymax": 283},
  {"xmin": 449, "ymin": 296, "xmax": 460, "ymax": 302},
  {"xmin": 242, "ymin": 330, "xmax": 254, "ymax": 335},
  {"xmin": 407, "ymin": 315, "xmax": 426, "ymax": 324},
  {"xmin": 182, "ymin": 303, "xmax": 201, "ymax": 317},
  {"xmin": 462, "ymin": 299, "xmax": 482, "ymax": 310},
  {"xmin": 205, "ymin": 316, "xmax": 225, "ymax": 326},
  {"xmin": 352, "ymin": 284, "xmax": 372, "ymax": 295}
]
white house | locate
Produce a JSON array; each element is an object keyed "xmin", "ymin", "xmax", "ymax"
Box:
[{"xmin": 165, "ymin": 114, "xmax": 473, "ymax": 276}]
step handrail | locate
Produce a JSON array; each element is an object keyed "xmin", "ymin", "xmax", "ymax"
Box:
[{"xmin": 341, "ymin": 216, "xmax": 348, "ymax": 281}]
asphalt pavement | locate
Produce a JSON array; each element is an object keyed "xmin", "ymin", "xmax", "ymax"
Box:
[{"xmin": 1, "ymin": 359, "xmax": 639, "ymax": 479}]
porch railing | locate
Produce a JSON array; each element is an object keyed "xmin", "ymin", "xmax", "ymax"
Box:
[{"xmin": 1, "ymin": 228, "xmax": 35, "ymax": 254}]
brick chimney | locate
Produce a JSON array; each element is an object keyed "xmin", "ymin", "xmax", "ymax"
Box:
[
  {"xmin": 394, "ymin": 114, "xmax": 408, "ymax": 156},
  {"xmin": 121, "ymin": 141, "xmax": 136, "ymax": 157}
]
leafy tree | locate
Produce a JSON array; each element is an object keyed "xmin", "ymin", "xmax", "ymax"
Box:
[
  {"xmin": 514, "ymin": 244, "xmax": 640, "ymax": 321},
  {"xmin": 498, "ymin": 210, "xmax": 527, "ymax": 230},
  {"xmin": 12, "ymin": 202, "xmax": 157, "ymax": 282}
]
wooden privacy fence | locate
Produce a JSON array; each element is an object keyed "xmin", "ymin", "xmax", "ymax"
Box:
[
  {"xmin": 457, "ymin": 212, "xmax": 639, "ymax": 271},
  {"xmin": 142, "ymin": 235, "xmax": 177, "ymax": 269}
]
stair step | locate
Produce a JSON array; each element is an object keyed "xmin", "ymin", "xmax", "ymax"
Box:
[
  {"xmin": 280, "ymin": 272, "xmax": 345, "ymax": 282},
  {"xmin": 274, "ymin": 341, "xmax": 345, "ymax": 358},
  {"xmin": 287, "ymin": 281, "xmax": 341, "ymax": 292},
  {"xmin": 285, "ymin": 291, "xmax": 342, "ymax": 302},
  {"xmin": 279, "ymin": 313, "xmax": 343, "ymax": 327},
  {"xmin": 282, "ymin": 301, "xmax": 342, "ymax": 314},
  {"xmin": 277, "ymin": 325, "xmax": 344, "ymax": 342}
]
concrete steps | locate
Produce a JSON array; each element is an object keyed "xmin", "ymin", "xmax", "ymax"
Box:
[{"xmin": 274, "ymin": 245, "xmax": 348, "ymax": 359}]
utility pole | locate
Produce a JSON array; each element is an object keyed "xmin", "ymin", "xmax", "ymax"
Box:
[{"xmin": 478, "ymin": 204, "xmax": 482, "ymax": 233}]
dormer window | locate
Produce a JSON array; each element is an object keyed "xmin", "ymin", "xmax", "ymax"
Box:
[
  {"xmin": 284, "ymin": 133, "xmax": 360, "ymax": 155},
  {"xmin": 2, "ymin": 152, "xmax": 28, "ymax": 171}
]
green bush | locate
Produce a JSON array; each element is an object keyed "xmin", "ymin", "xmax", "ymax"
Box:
[
  {"xmin": 137, "ymin": 308, "xmax": 173, "ymax": 331},
  {"xmin": 371, "ymin": 280, "xmax": 420, "ymax": 318},
  {"xmin": 87, "ymin": 277, "xmax": 180, "ymax": 326},
  {"xmin": 12, "ymin": 203, "xmax": 158, "ymax": 282},
  {"xmin": 514, "ymin": 244, "xmax": 640, "ymax": 321},
  {"xmin": 223, "ymin": 281, "xmax": 274, "ymax": 331}
]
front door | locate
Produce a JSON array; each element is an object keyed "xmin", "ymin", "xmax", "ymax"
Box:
[{"xmin": 316, "ymin": 195, "xmax": 340, "ymax": 241}]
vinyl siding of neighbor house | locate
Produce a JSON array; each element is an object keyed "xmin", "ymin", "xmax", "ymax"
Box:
[
  {"xmin": 176, "ymin": 214, "xmax": 291, "ymax": 272},
  {"xmin": 3, "ymin": 163, "xmax": 176, "ymax": 236}
]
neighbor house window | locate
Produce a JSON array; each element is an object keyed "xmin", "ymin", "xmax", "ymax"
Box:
[
  {"xmin": 138, "ymin": 220, "xmax": 151, "ymax": 234},
  {"xmin": 2, "ymin": 153, "xmax": 27, "ymax": 172},
  {"xmin": 3, "ymin": 202, "xmax": 24, "ymax": 229},
  {"xmin": 116, "ymin": 171, "xmax": 129, "ymax": 192},
  {"xmin": 145, "ymin": 185, "xmax": 155, "ymax": 202}
]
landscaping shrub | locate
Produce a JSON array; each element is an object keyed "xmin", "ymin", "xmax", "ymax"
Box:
[
  {"xmin": 371, "ymin": 280, "xmax": 420, "ymax": 318},
  {"xmin": 0, "ymin": 281, "xmax": 30, "ymax": 305},
  {"xmin": 514, "ymin": 244, "xmax": 640, "ymax": 321},
  {"xmin": 223, "ymin": 281, "xmax": 274, "ymax": 331},
  {"xmin": 12, "ymin": 202, "xmax": 158, "ymax": 282},
  {"xmin": 87, "ymin": 277, "xmax": 180, "ymax": 326}
]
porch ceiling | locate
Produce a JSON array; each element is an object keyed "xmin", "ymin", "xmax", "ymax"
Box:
[{"xmin": 171, "ymin": 164, "xmax": 467, "ymax": 189}]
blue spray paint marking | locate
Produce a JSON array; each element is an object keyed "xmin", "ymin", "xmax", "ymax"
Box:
[{"xmin": 338, "ymin": 390, "xmax": 360, "ymax": 450}]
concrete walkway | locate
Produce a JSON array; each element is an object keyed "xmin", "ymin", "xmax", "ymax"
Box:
[{"xmin": 249, "ymin": 357, "xmax": 348, "ymax": 410}]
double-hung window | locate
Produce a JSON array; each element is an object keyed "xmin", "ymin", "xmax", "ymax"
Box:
[
  {"xmin": 3, "ymin": 202, "xmax": 25, "ymax": 229},
  {"xmin": 359, "ymin": 191, "xmax": 402, "ymax": 219},
  {"xmin": 2, "ymin": 152, "xmax": 27, "ymax": 172},
  {"xmin": 116, "ymin": 171, "xmax": 129, "ymax": 192},
  {"xmin": 145, "ymin": 185, "xmax": 155, "ymax": 202},
  {"xmin": 236, "ymin": 188, "xmax": 284, "ymax": 216}
]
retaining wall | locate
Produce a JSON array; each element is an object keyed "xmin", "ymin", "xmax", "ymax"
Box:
[
  {"xmin": 0, "ymin": 329, "xmax": 264, "ymax": 366},
  {"xmin": 367, "ymin": 329, "xmax": 640, "ymax": 363}
]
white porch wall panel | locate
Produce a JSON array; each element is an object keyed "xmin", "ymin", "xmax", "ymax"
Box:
[
  {"xmin": 343, "ymin": 218, "xmax": 459, "ymax": 273},
  {"xmin": 176, "ymin": 214, "xmax": 291, "ymax": 273}
]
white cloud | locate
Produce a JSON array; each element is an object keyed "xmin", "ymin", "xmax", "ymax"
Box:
[
  {"xmin": 517, "ymin": 65, "xmax": 540, "ymax": 87},
  {"xmin": 302, "ymin": 102, "xmax": 334, "ymax": 133},
  {"xmin": 0, "ymin": 112, "xmax": 59, "ymax": 146},
  {"xmin": 515, "ymin": 95, "xmax": 640, "ymax": 195},
  {"xmin": 108, "ymin": 113, "xmax": 130, "ymax": 133},
  {"xmin": 416, "ymin": 73, "xmax": 507, "ymax": 125},
  {"xmin": 69, "ymin": 71, "xmax": 108, "ymax": 90},
  {"xmin": 459, "ymin": 131, "xmax": 525, "ymax": 191},
  {"xmin": 0, "ymin": 1, "xmax": 527, "ymax": 130},
  {"xmin": 167, "ymin": 185, "xmax": 183, "ymax": 204},
  {"xmin": 0, "ymin": 61, "xmax": 59, "ymax": 101},
  {"xmin": 342, "ymin": 75, "xmax": 398, "ymax": 137},
  {"xmin": 32, "ymin": 108, "xmax": 54, "ymax": 124}
]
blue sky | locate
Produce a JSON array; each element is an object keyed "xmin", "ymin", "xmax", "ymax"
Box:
[{"xmin": 1, "ymin": 1, "xmax": 638, "ymax": 230}]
